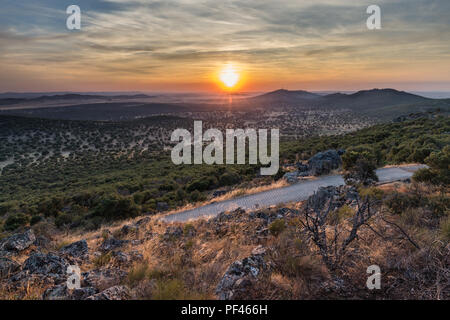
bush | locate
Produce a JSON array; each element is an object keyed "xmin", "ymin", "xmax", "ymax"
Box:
[
  {"xmin": 93, "ymin": 252, "xmax": 112, "ymax": 268},
  {"xmin": 93, "ymin": 196, "xmax": 139, "ymax": 220},
  {"xmin": 440, "ymin": 216, "xmax": 450, "ymax": 242},
  {"xmin": 269, "ymin": 219, "xmax": 286, "ymax": 236},
  {"xmin": 218, "ymin": 172, "xmax": 241, "ymax": 186},
  {"xmin": 3, "ymin": 213, "xmax": 30, "ymax": 231},
  {"xmin": 127, "ymin": 263, "xmax": 149, "ymax": 286}
]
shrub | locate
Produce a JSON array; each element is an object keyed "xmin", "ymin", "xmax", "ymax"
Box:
[
  {"xmin": 127, "ymin": 263, "xmax": 149, "ymax": 286},
  {"xmin": 93, "ymin": 196, "xmax": 139, "ymax": 220},
  {"xmin": 3, "ymin": 213, "xmax": 30, "ymax": 231},
  {"xmin": 93, "ymin": 252, "xmax": 112, "ymax": 268},
  {"xmin": 269, "ymin": 219, "xmax": 286, "ymax": 236}
]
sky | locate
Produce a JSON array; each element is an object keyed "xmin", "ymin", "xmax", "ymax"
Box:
[{"xmin": 0, "ymin": 0, "xmax": 449, "ymax": 93}]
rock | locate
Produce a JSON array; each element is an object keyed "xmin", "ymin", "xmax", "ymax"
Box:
[
  {"xmin": 216, "ymin": 246, "xmax": 269, "ymax": 300},
  {"xmin": 43, "ymin": 285, "xmax": 98, "ymax": 300},
  {"xmin": 0, "ymin": 257, "xmax": 20, "ymax": 278},
  {"xmin": 283, "ymin": 171, "xmax": 299, "ymax": 183},
  {"xmin": 99, "ymin": 238, "xmax": 129, "ymax": 252},
  {"xmin": 42, "ymin": 284, "xmax": 69, "ymax": 300},
  {"xmin": 72, "ymin": 287, "xmax": 98, "ymax": 300},
  {"xmin": 307, "ymin": 149, "xmax": 342, "ymax": 176},
  {"xmin": 163, "ymin": 226, "xmax": 183, "ymax": 241},
  {"xmin": 60, "ymin": 240, "xmax": 89, "ymax": 259},
  {"xmin": 34, "ymin": 236, "xmax": 51, "ymax": 249},
  {"xmin": 156, "ymin": 202, "xmax": 169, "ymax": 212},
  {"xmin": 81, "ymin": 268, "xmax": 127, "ymax": 289},
  {"xmin": 1, "ymin": 229, "xmax": 36, "ymax": 252},
  {"xmin": 120, "ymin": 224, "xmax": 139, "ymax": 236},
  {"xmin": 307, "ymin": 185, "xmax": 358, "ymax": 212},
  {"xmin": 86, "ymin": 285, "xmax": 130, "ymax": 300},
  {"xmin": 135, "ymin": 217, "xmax": 151, "ymax": 227},
  {"xmin": 23, "ymin": 252, "xmax": 69, "ymax": 276}
]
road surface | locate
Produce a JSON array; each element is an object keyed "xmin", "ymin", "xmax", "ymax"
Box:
[{"xmin": 162, "ymin": 165, "xmax": 425, "ymax": 222}]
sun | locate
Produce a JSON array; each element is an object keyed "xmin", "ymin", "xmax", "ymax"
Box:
[{"xmin": 219, "ymin": 65, "xmax": 240, "ymax": 89}]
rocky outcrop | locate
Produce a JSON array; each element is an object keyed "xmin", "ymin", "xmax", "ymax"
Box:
[
  {"xmin": 307, "ymin": 149, "xmax": 342, "ymax": 176},
  {"xmin": 216, "ymin": 246, "xmax": 269, "ymax": 300},
  {"xmin": 284, "ymin": 149, "xmax": 345, "ymax": 182},
  {"xmin": 163, "ymin": 226, "xmax": 183, "ymax": 241},
  {"xmin": 22, "ymin": 252, "xmax": 69, "ymax": 276},
  {"xmin": 1, "ymin": 229, "xmax": 36, "ymax": 252},
  {"xmin": 42, "ymin": 285, "xmax": 98, "ymax": 300},
  {"xmin": 0, "ymin": 257, "xmax": 20, "ymax": 278},
  {"xmin": 99, "ymin": 238, "xmax": 129, "ymax": 252},
  {"xmin": 307, "ymin": 185, "xmax": 358, "ymax": 211},
  {"xmin": 60, "ymin": 240, "xmax": 89, "ymax": 259},
  {"xmin": 81, "ymin": 268, "xmax": 127, "ymax": 289},
  {"xmin": 86, "ymin": 285, "xmax": 130, "ymax": 300}
]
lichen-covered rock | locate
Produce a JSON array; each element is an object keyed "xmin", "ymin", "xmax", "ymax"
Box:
[
  {"xmin": 0, "ymin": 257, "xmax": 20, "ymax": 278},
  {"xmin": 86, "ymin": 285, "xmax": 130, "ymax": 300},
  {"xmin": 60, "ymin": 240, "xmax": 89, "ymax": 259},
  {"xmin": 43, "ymin": 285, "xmax": 98, "ymax": 300},
  {"xmin": 22, "ymin": 252, "xmax": 69, "ymax": 276},
  {"xmin": 99, "ymin": 238, "xmax": 129, "ymax": 252},
  {"xmin": 163, "ymin": 226, "xmax": 183, "ymax": 241},
  {"xmin": 1, "ymin": 229, "xmax": 36, "ymax": 252},
  {"xmin": 81, "ymin": 268, "xmax": 127, "ymax": 289},
  {"xmin": 216, "ymin": 246, "xmax": 269, "ymax": 300},
  {"xmin": 307, "ymin": 149, "xmax": 342, "ymax": 176}
]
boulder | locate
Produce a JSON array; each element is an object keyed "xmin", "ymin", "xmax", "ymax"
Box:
[
  {"xmin": 216, "ymin": 246, "xmax": 269, "ymax": 300},
  {"xmin": 60, "ymin": 240, "xmax": 89, "ymax": 259},
  {"xmin": 1, "ymin": 229, "xmax": 36, "ymax": 252},
  {"xmin": 86, "ymin": 285, "xmax": 130, "ymax": 300},
  {"xmin": 43, "ymin": 285, "xmax": 98, "ymax": 300},
  {"xmin": 81, "ymin": 268, "xmax": 127, "ymax": 289},
  {"xmin": 0, "ymin": 257, "xmax": 20, "ymax": 278},
  {"xmin": 22, "ymin": 252, "xmax": 69, "ymax": 276},
  {"xmin": 307, "ymin": 149, "xmax": 342, "ymax": 176},
  {"xmin": 163, "ymin": 226, "xmax": 183, "ymax": 241},
  {"xmin": 283, "ymin": 171, "xmax": 299, "ymax": 183},
  {"xmin": 99, "ymin": 238, "xmax": 129, "ymax": 252}
]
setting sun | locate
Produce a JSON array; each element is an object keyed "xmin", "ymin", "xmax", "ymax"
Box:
[{"xmin": 219, "ymin": 65, "xmax": 240, "ymax": 89}]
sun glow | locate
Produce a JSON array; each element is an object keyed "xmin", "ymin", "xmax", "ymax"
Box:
[{"xmin": 219, "ymin": 64, "xmax": 240, "ymax": 89}]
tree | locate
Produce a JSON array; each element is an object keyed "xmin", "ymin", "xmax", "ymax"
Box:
[
  {"xmin": 413, "ymin": 146, "xmax": 450, "ymax": 187},
  {"xmin": 342, "ymin": 150, "xmax": 378, "ymax": 186}
]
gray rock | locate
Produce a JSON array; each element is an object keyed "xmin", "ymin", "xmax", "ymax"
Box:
[
  {"xmin": 216, "ymin": 246, "xmax": 269, "ymax": 300},
  {"xmin": 163, "ymin": 226, "xmax": 183, "ymax": 241},
  {"xmin": 86, "ymin": 285, "xmax": 130, "ymax": 300},
  {"xmin": 60, "ymin": 240, "xmax": 89, "ymax": 259},
  {"xmin": 81, "ymin": 268, "xmax": 127, "ymax": 289},
  {"xmin": 43, "ymin": 285, "xmax": 98, "ymax": 300},
  {"xmin": 283, "ymin": 171, "xmax": 299, "ymax": 183},
  {"xmin": 99, "ymin": 238, "xmax": 129, "ymax": 252},
  {"xmin": 0, "ymin": 257, "xmax": 20, "ymax": 278},
  {"xmin": 23, "ymin": 252, "xmax": 69, "ymax": 276},
  {"xmin": 135, "ymin": 217, "xmax": 151, "ymax": 227},
  {"xmin": 307, "ymin": 149, "xmax": 342, "ymax": 176},
  {"xmin": 1, "ymin": 229, "xmax": 36, "ymax": 252}
]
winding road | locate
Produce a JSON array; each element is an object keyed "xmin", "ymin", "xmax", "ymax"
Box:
[{"xmin": 162, "ymin": 165, "xmax": 425, "ymax": 222}]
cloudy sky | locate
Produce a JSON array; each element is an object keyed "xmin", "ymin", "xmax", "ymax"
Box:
[{"xmin": 0, "ymin": 0, "xmax": 449, "ymax": 92}]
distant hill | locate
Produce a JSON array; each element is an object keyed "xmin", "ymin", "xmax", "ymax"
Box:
[
  {"xmin": 0, "ymin": 93, "xmax": 155, "ymax": 106},
  {"xmin": 245, "ymin": 88, "xmax": 450, "ymax": 119}
]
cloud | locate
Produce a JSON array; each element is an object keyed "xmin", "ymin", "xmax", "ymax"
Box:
[{"xmin": 0, "ymin": 0, "xmax": 449, "ymax": 91}]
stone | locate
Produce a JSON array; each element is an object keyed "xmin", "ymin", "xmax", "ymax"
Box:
[
  {"xmin": 1, "ymin": 229, "xmax": 36, "ymax": 252},
  {"xmin": 216, "ymin": 246, "xmax": 269, "ymax": 300},
  {"xmin": 22, "ymin": 252, "xmax": 69, "ymax": 276},
  {"xmin": 283, "ymin": 171, "xmax": 299, "ymax": 183},
  {"xmin": 0, "ymin": 257, "xmax": 20, "ymax": 278},
  {"xmin": 307, "ymin": 149, "xmax": 342, "ymax": 176},
  {"xmin": 86, "ymin": 285, "xmax": 130, "ymax": 300},
  {"xmin": 60, "ymin": 240, "xmax": 89, "ymax": 259},
  {"xmin": 163, "ymin": 226, "xmax": 183, "ymax": 241},
  {"xmin": 43, "ymin": 285, "xmax": 98, "ymax": 300},
  {"xmin": 81, "ymin": 268, "xmax": 127, "ymax": 289},
  {"xmin": 99, "ymin": 238, "xmax": 129, "ymax": 252}
]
